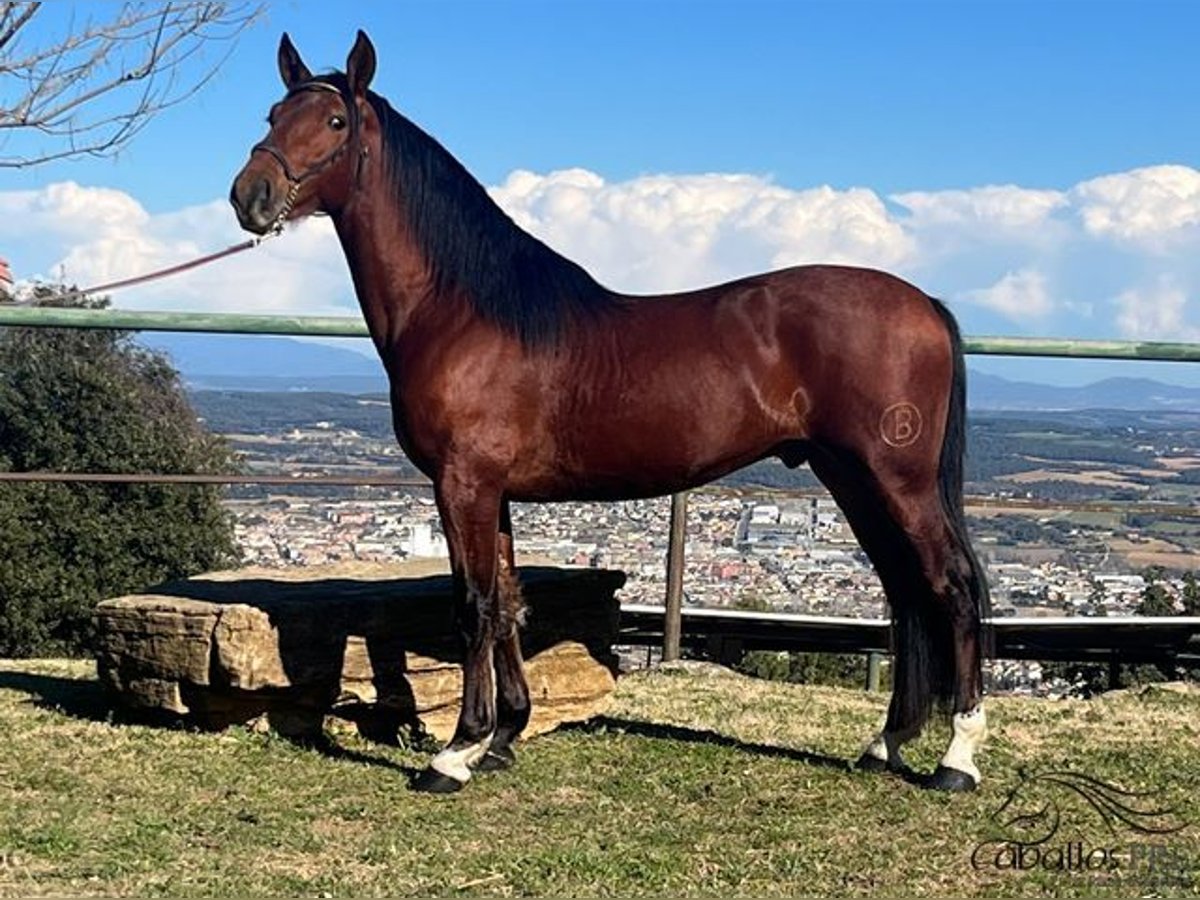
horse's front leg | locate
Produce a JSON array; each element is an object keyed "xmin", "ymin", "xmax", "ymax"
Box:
[
  {"xmin": 413, "ymin": 472, "xmax": 502, "ymax": 794},
  {"xmin": 474, "ymin": 499, "xmax": 530, "ymax": 772}
]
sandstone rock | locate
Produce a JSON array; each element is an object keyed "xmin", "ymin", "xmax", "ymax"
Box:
[{"xmin": 95, "ymin": 564, "xmax": 624, "ymax": 743}]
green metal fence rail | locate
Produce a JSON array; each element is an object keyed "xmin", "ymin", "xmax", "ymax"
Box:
[
  {"xmin": 4, "ymin": 305, "xmax": 1200, "ymax": 362},
  {"xmin": 0, "ymin": 306, "xmax": 371, "ymax": 337},
  {"xmin": 961, "ymin": 335, "xmax": 1200, "ymax": 362}
]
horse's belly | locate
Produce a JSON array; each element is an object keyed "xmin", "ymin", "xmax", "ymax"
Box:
[
  {"xmin": 507, "ymin": 394, "xmax": 791, "ymax": 501},
  {"xmin": 503, "ymin": 310, "xmax": 812, "ymax": 500}
]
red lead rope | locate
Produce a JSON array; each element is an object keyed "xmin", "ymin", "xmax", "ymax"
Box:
[{"xmin": 8, "ymin": 231, "xmax": 276, "ymax": 306}]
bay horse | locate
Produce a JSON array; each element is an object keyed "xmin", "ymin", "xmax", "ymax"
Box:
[{"xmin": 230, "ymin": 31, "xmax": 990, "ymax": 794}]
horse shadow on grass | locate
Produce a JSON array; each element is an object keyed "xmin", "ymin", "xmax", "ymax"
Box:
[
  {"xmin": 561, "ymin": 716, "xmax": 945, "ymax": 788},
  {"xmin": 2, "ymin": 669, "xmax": 897, "ymax": 787},
  {"xmin": 4, "ymin": 565, "xmax": 868, "ymax": 788},
  {"xmin": 563, "ymin": 715, "xmax": 856, "ymax": 774}
]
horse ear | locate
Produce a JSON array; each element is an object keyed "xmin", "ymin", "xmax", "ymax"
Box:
[
  {"xmin": 278, "ymin": 33, "xmax": 312, "ymax": 89},
  {"xmin": 346, "ymin": 30, "xmax": 376, "ymax": 97}
]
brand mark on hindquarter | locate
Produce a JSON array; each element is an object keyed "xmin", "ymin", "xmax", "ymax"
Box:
[{"xmin": 880, "ymin": 402, "xmax": 923, "ymax": 447}]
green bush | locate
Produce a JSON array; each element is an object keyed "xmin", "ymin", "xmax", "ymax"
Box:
[{"xmin": 0, "ymin": 291, "xmax": 240, "ymax": 656}]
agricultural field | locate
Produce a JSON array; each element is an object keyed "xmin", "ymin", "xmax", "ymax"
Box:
[
  {"xmin": 966, "ymin": 411, "xmax": 1200, "ymax": 506},
  {"xmin": 0, "ymin": 660, "xmax": 1196, "ymax": 897},
  {"xmin": 959, "ymin": 411, "xmax": 1200, "ymax": 572}
]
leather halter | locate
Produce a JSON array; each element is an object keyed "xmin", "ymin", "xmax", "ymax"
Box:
[{"xmin": 249, "ymin": 81, "xmax": 366, "ymax": 230}]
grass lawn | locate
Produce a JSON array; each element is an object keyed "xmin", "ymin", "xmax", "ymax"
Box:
[{"xmin": 0, "ymin": 659, "xmax": 1196, "ymax": 897}]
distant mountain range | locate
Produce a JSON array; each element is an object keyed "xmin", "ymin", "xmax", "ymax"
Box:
[
  {"xmin": 142, "ymin": 334, "xmax": 1200, "ymax": 412},
  {"xmin": 968, "ymin": 371, "xmax": 1200, "ymax": 412},
  {"xmin": 143, "ymin": 333, "xmax": 389, "ymax": 394}
]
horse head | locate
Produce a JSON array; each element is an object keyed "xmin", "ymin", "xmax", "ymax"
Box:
[{"xmin": 230, "ymin": 31, "xmax": 377, "ymax": 234}]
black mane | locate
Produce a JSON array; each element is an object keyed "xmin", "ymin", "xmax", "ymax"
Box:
[{"xmin": 314, "ymin": 74, "xmax": 618, "ymax": 345}]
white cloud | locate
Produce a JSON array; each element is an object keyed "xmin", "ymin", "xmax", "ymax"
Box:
[
  {"xmin": 892, "ymin": 184, "xmax": 1067, "ymax": 229},
  {"xmin": 0, "ymin": 183, "xmax": 350, "ymax": 316},
  {"xmin": 490, "ymin": 169, "xmax": 912, "ymax": 292},
  {"xmin": 1072, "ymin": 164, "xmax": 1200, "ymax": 244},
  {"xmin": 0, "ymin": 181, "xmax": 149, "ymax": 244},
  {"xmin": 961, "ymin": 269, "xmax": 1054, "ymax": 321},
  {"xmin": 888, "ymin": 185, "xmax": 1075, "ymax": 276},
  {"xmin": 1113, "ymin": 278, "xmax": 1199, "ymax": 341},
  {"xmin": 2, "ymin": 163, "xmax": 1199, "ymax": 349}
]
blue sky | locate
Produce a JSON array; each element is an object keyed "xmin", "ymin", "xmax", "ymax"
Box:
[{"xmin": 4, "ymin": 0, "xmax": 1200, "ymax": 386}]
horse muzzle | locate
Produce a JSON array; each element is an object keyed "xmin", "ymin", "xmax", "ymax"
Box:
[{"xmin": 229, "ymin": 171, "xmax": 286, "ymax": 236}]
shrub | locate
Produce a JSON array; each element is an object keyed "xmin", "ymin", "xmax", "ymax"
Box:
[{"xmin": 0, "ymin": 291, "xmax": 240, "ymax": 656}]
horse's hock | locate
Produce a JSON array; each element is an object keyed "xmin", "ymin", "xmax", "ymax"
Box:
[{"xmin": 94, "ymin": 563, "xmax": 624, "ymax": 742}]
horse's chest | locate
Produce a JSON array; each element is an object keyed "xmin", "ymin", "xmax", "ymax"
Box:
[{"xmin": 385, "ymin": 381, "xmax": 448, "ymax": 476}]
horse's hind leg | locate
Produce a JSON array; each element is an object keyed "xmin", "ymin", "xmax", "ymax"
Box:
[
  {"xmin": 810, "ymin": 449, "xmax": 987, "ymax": 790},
  {"xmin": 927, "ymin": 536, "xmax": 987, "ymax": 791},
  {"xmin": 879, "ymin": 501, "xmax": 986, "ymax": 790},
  {"xmin": 880, "ymin": 494, "xmax": 986, "ymax": 790},
  {"xmin": 811, "ymin": 454, "xmax": 932, "ymax": 774},
  {"xmin": 474, "ymin": 500, "xmax": 531, "ymax": 773},
  {"xmin": 896, "ymin": 478, "xmax": 989, "ymax": 790}
]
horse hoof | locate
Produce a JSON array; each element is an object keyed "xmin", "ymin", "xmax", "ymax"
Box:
[
  {"xmin": 926, "ymin": 765, "xmax": 978, "ymax": 793},
  {"xmin": 412, "ymin": 767, "xmax": 467, "ymax": 794},
  {"xmin": 474, "ymin": 745, "xmax": 516, "ymax": 772}
]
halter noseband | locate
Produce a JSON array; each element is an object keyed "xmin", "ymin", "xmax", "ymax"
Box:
[{"xmin": 250, "ymin": 81, "xmax": 367, "ymax": 232}]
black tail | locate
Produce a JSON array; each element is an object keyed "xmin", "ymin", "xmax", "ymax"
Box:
[
  {"xmin": 929, "ymin": 297, "xmax": 991, "ymax": 636},
  {"xmin": 888, "ymin": 299, "xmax": 990, "ymax": 733}
]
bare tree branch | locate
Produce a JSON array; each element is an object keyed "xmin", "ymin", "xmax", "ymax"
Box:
[
  {"xmin": 0, "ymin": 1, "xmax": 262, "ymax": 168},
  {"xmin": 0, "ymin": 2, "xmax": 41, "ymax": 55}
]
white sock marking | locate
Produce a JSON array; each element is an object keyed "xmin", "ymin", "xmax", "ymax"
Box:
[
  {"xmin": 429, "ymin": 733, "xmax": 494, "ymax": 784},
  {"xmin": 861, "ymin": 716, "xmax": 919, "ymax": 768},
  {"xmin": 939, "ymin": 705, "xmax": 986, "ymax": 784}
]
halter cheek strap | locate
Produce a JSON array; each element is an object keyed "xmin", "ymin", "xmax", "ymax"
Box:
[{"xmin": 250, "ymin": 81, "xmax": 368, "ymax": 230}]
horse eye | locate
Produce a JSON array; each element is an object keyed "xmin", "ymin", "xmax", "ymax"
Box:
[{"xmin": 329, "ymin": 114, "xmax": 347, "ymax": 131}]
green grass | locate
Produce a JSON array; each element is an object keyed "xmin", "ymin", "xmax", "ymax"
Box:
[{"xmin": 0, "ymin": 659, "xmax": 1197, "ymax": 897}]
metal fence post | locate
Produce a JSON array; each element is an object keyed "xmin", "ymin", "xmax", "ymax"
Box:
[
  {"xmin": 1108, "ymin": 653, "xmax": 1122, "ymax": 691},
  {"xmin": 663, "ymin": 491, "xmax": 688, "ymax": 662},
  {"xmin": 865, "ymin": 652, "xmax": 882, "ymax": 691}
]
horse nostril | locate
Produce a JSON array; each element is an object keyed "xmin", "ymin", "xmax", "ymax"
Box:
[{"xmin": 251, "ymin": 177, "xmax": 272, "ymax": 214}]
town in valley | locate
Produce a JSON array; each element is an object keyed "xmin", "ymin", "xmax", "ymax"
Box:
[{"xmin": 196, "ymin": 391, "xmax": 1200, "ymax": 696}]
